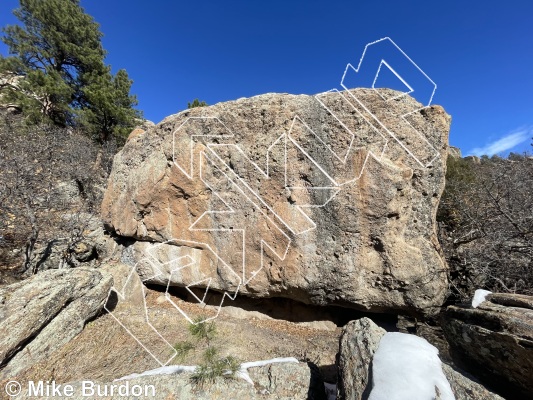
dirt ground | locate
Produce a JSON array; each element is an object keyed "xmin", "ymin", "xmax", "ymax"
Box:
[{"xmin": 11, "ymin": 287, "xmax": 342, "ymax": 386}]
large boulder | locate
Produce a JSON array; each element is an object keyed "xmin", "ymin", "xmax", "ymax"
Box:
[
  {"xmin": 102, "ymin": 88, "xmax": 451, "ymax": 315},
  {"xmin": 442, "ymin": 293, "xmax": 533, "ymax": 399},
  {"xmin": 0, "ymin": 268, "xmax": 112, "ymax": 379}
]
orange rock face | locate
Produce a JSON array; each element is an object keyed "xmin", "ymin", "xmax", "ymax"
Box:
[{"xmin": 102, "ymin": 89, "xmax": 451, "ymax": 316}]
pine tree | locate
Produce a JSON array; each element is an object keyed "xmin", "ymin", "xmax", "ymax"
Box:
[
  {"xmin": 0, "ymin": 0, "xmax": 140, "ymax": 140},
  {"xmin": 78, "ymin": 68, "xmax": 140, "ymax": 142},
  {"xmin": 173, "ymin": 316, "xmax": 241, "ymax": 387},
  {"xmin": 187, "ymin": 98, "xmax": 208, "ymax": 108}
]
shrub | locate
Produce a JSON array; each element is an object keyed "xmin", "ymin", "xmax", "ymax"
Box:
[
  {"xmin": 187, "ymin": 99, "xmax": 208, "ymax": 109},
  {"xmin": 438, "ymin": 154, "xmax": 533, "ymax": 301}
]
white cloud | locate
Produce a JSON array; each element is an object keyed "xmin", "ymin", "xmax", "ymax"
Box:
[{"xmin": 468, "ymin": 127, "xmax": 531, "ymax": 156}]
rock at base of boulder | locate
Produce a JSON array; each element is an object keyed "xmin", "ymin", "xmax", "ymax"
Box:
[
  {"xmin": 337, "ymin": 317, "xmax": 506, "ymax": 400},
  {"xmin": 442, "ymin": 293, "xmax": 533, "ymax": 399},
  {"xmin": 15, "ymin": 362, "xmax": 325, "ymax": 400},
  {"xmin": 337, "ymin": 317, "xmax": 386, "ymax": 400},
  {"xmin": 442, "ymin": 364, "xmax": 504, "ymax": 400},
  {"xmin": 0, "ymin": 268, "xmax": 112, "ymax": 379}
]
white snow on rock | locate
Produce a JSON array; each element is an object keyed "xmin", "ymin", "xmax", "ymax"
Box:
[
  {"xmin": 472, "ymin": 289, "xmax": 492, "ymax": 308},
  {"xmin": 237, "ymin": 357, "xmax": 299, "ymax": 384},
  {"xmin": 115, "ymin": 357, "xmax": 299, "ymax": 385},
  {"xmin": 239, "ymin": 357, "xmax": 298, "ymax": 369},
  {"xmin": 369, "ymin": 332, "xmax": 455, "ymax": 400},
  {"xmin": 116, "ymin": 365, "xmax": 197, "ymax": 381}
]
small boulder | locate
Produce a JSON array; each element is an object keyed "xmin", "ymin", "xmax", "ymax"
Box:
[
  {"xmin": 337, "ymin": 317, "xmax": 386, "ymax": 400},
  {"xmin": 72, "ymin": 241, "xmax": 97, "ymax": 262}
]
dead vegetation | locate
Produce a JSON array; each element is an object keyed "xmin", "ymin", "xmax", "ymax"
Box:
[{"xmin": 9, "ymin": 287, "xmax": 340, "ymax": 386}]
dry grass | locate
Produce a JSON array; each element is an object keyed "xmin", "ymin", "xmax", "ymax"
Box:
[{"xmin": 9, "ymin": 287, "xmax": 340, "ymax": 385}]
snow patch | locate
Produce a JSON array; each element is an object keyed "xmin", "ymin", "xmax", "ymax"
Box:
[
  {"xmin": 369, "ymin": 332, "xmax": 455, "ymax": 400},
  {"xmin": 240, "ymin": 357, "xmax": 298, "ymax": 369},
  {"xmin": 115, "ymin": 357, "xmax": 299, "ymax": 385},
  {"xmin": 238, "ymin": 357, "xmax": 299, "ymax": 384},
  {"xmin": 116, "ymin": 365, "xmax": 196, "ymax": 381},
  {"xmin": 472, "ymin": 289, "xmax": 492, "ymax": 308}
]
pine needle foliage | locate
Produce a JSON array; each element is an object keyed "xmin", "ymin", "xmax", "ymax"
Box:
[
  {"xmin": 173, "ymin": 315, "xmax": 241, "ymax": 388},
  {"xmin": 187, "ymin": 98, "xmax": 207, "ymax": 108}
]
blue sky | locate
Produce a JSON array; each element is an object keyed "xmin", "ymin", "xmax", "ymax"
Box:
[{"xmin": 1, "ymin": 0, "xmax": 532, "ymax": 156}]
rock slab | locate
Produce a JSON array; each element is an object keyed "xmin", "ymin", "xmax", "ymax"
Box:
[
  {"xmin": 0, "ymin": 268, "xmax": 112, "ymax": 379},
  {"xmin": 442, "ymin": 293, "xmax": 533, "ymax": 399},
  {"xmin": 14, "ymin": 362, "xmax": 325, "ymax": 400}
]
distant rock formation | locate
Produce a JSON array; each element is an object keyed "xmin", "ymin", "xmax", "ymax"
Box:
[
  {"xmin": 102, "ymin": 88, "xmax": 451, "ymax": 316},
  {"xmin": 0, "ymin": 72, "xmax": 23, "ymax": 112},
  {"xmin": 464, "ymin": 155, "xmax": 481, "ymax": 164},
  {"xmin": 448, "ymin": 146, "xmax": 462, "ymax": 159}
]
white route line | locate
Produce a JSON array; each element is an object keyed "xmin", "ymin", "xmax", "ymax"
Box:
[
  {"xmin": 206, "ymin": 141, "xmax": 339, "ymax": 236},
  {"xmin": 341, "ymin": 36, "xmax": 440, "ymax": 168},
  {"xmin": 373, "ymin": 60, "xmax": 414, "ymax": 101},
  {"xmin": 310, "ymin": 89, "xmax": 390, "ymax": 186},
  {"xmin": 354, "ymin": 37, "xmax": 437, "ymax": 106},
  {"xmin": 105, "ymin": 260, "xmax": 180, "ymax": 366},
  {"xmin": 197, "ymin": 149, "xmax": 292, "ymax": 283},
  {"xmin": 172, "ymin": 116, "xmax": 234, "ymax": 179},
  {"xmin": 145, "ymin": 238, "xmax": 242, "ymax": 325}
]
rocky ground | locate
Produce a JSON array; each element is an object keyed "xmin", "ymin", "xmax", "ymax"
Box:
[
  {"xmin": 1, "ymin": 263, "xmax": 530, "ymax": 399},
  {"xmin": 8, "ymin": 285, "xmax": 341, "ymax": 385}
]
